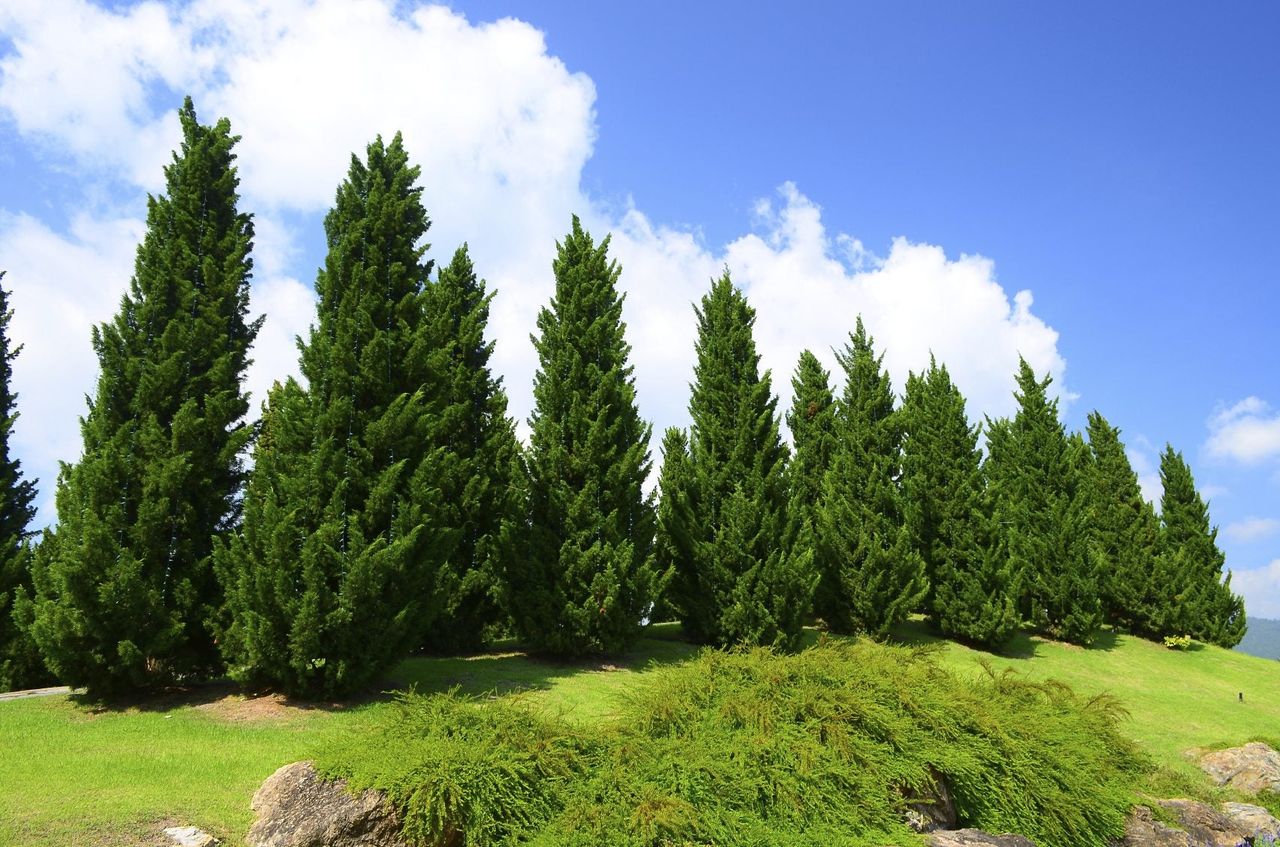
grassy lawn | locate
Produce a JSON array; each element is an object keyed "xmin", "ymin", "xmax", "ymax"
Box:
[{"xmin": 2, "ymin": 621, "xmax": 1277, "ymax": 846}]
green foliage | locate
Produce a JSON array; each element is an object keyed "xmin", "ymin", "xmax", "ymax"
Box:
[
  {"xmin": 817, "ymin": 318, "xmax": 925, "ymax": 637},
  {"xmin": 1162, "ymin": 634, "xmax": 1194, "ymax": 650},
  {"xmin": 29, "ymin": 99, "xmax": 259, "ymax": 696},
  {"xmin": 216, "ymin": 134, "xmax": 449, "ymax": 698},
  {"xmin": 1155, "ymin": 446, "xmax": 1246, "ymax": 648},
  {"xmin": 0, "ymin": 270, "xmax": 44, "ymax": 692},
  {"xmin": 508, "ymin": 217, "xmax": 660, "ymax": 656},
  {"xmin": 1084, "ymin": 412, "xmax": 1162, "ymax": 636},
  {"xmin": 786, "ymin": 350, "xmax": 837, "ymax": 538},
  {"xmin": 323, "ymin": 642, "xmax": 1148, "ymax": 847},
  {"xmin": 417, "ymin": 246, "xmax": 521, "ymax": 652},
  {"xmin": 985, "ymin": 359, "xmax": 1100, "ymax": 645},
  {"xmin": 660, "ymin": 272, "xmax": 813, "ymax": 649},
  {"xmin": 902, "ymin": 357, "xmax": 1016, "ymax": 648}
]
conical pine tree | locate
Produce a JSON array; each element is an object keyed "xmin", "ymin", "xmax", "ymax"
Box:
[
  {"xmin": 0, "ymin": 272, "xmax": 43, "ymax": 691},
  {"xmin": 817, "ymin": 317, "xmax": 925, "ymax": 637},
  {"xmin": 29, "ymin": 99, "xmax": 259, "ymax": 696},
  {"xmin": 1155, "ymin": 446, "xmax": 1245, "ymax": 647},
  {"xmin": 661, "ymin": 272, "xmax": 813, "ymax": 648},
  {"xmin": 901, "ymin": 357, "xmax": 1016, "ymax": 648},
  {"xmin": 1084, "ymin": 411, "xmax": 1161, "ymax": 635},
  {"xmin": 506, "ymin": 217, "xmax": 660, "ymax": 656},
  {"xmin": 786, "ymin": 350, "xmax": 837, "ymax": 544},
  {"xmin": 417, "ymin": 246, "xmax": 521, "ymax": 652},
  {"xmin": 985, "ymin": 360, "xmax": 1100, "ymax": 645},
  {"xmin": 216, "ymin": 134, "xmax": 451, "ymax": 697}
]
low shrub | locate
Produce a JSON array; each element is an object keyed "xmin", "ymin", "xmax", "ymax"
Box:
[
  {"xmin": 1162, "ymin": 634, "xmax": 1195, "ymax": 650},
  {"xmin": 320, "ymin": 639, "xmax": 1150, "ymax": 847}
]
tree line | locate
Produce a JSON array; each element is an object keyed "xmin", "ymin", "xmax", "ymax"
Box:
[{"xmin": 0, "ymin": 101, "xmax": 1245, "ymax": 699}]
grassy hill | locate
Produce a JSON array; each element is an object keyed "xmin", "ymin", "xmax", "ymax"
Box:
[
  {"xmin": 2, "ymin": 623, "xmax": 1278, "ymax": 846},
  {"xmin": 1238, "ymin": 616, "xmax": 1280, "ymax": 661}
]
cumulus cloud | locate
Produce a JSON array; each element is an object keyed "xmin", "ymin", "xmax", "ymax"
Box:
[
  {"xmin": 0, "ymin": 0, "xmax": 1070, "ymax": 524},
  {"xmin": 1206, "ymin": 397, "xmax": 1280, "ymax": 465},
  {"xmin": 1223, "ymin": 517, "xmax": 1280, "ymax": 544},
  {"xmin": 1233, "ymin": 559, "xmax": 1280, "ymax": 621}
]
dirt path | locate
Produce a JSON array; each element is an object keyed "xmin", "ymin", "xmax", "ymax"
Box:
[{"xmin": 0, "ymin": 685, "xmax": 72, "ymax": 702}]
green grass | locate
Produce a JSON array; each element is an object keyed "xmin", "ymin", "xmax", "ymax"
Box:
[{"xmin": 1, "ymin": 622, "xmax": 1278, "ymax": 846}]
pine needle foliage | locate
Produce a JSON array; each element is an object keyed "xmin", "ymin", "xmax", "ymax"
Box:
[
  {"xmin": 508, "ymin": 217, "xmax": 660, "ymax": 656},
  {"xmin": 418, "ymin": 245, "xmax": 521, "ymax": 652},
  {"xmin": 320, "ymin": 641, "xmax": 1148, "ymax": 847},
  {"xmin": 985, "ymin": 359, "xmax": 1101, "ymax": 645},
  {"xmin": 1083, "ymin": 412, "xmax": 1161, "ymax": 635},
  {"xmin": 902, "ymin": 357, "xmax": 1016, "ymax": 648},
  {"xmin": 0, "ymin": 272, "xmax": 43, "ymax": 692},
  {"xmin": 817, "ymin": 318, "xmax": 925, "ymax": 637},
  {"xmin": 1153, "ymin": 446, "xmax": 1245, "ymax": 647},
  {"xmin": 786, "ymin": 349, "xmax": 837, "ymax": 564},
  {"xmin": 216, "ymin": 134, "xmax": 450, "ymax": 698},
  {"xmin": 29, "ymin": 99, "xmax": 259, "ymax": 696},
  {"xmin": 661, "ymin": 272, "xmax": 813, "ymax": 649}
]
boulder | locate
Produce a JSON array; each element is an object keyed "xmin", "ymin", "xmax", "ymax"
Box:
[
  {"xmin": 1121, "ymin": 805, "xmax": 1193, "ymax": 847},
  {"xmin": 1199, "ymin": 743, "xmax": 1280, "ymax": 796},
  {"xmin": 926, "ymin": 829, "xmax": 1037, "ymax": 847},
  {"xmin": 903, "ymin": 768, "xmax": 958, "ymax": 832},
  {"xmin": 246, "ymin": 761, "xmax": 406, "ymax": 847},
  {"xmin": 163, "ymin": 826, "xmax": 218, "ymax": 847},
  {"xmin": 1220, "ymin": 802, "xmax": 1280, "ymax": 843},
  {"xmin": 1156, "ymin": 799, "xmax": 1249, "ymax": 847}
]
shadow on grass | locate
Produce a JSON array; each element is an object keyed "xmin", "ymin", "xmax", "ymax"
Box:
[
  {"xmin": 386, "ymin": 621, "xmax": 700, "ymax": 700},
  {"xmin": 888, "ymin": 618, "xmax": 1124, "ymax": 660}
]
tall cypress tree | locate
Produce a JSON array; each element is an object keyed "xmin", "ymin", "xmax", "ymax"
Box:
[
  {"xmin": 1084, "ymin": 411, "xmax": 1161, "ymax": 635},
  {"xmin": 817, "ymin": 317, "xmax": 925, "ymax": 637},
  {"xmin": 902, "ymin": 357, "xmax": 1016, "ymax": 648},
  {"xmin": 216, "ymin": 134, "xmax": 450, "ymax": 698},
  {"xmin": 0, "ymin": 272, "xmax": 43, "ymax": 691},
  {"xmin": 786, "ymin": 350, "xmax": 837, "ymax": 546},
  {"xmin": 418, "ymin": 246, "xmax": 520, "ymax": 652},
  {"xmin": 29, "ymin": 99, "xmax": 259, "ymax": 695},
  {"xmin": 985, "ymin": 359, "xmax": 1100, "ymax": 645},
  {"xmin": 661, "ymin": 272, "xmax": 813, "ymax": 648},
  {"xmin": 1155, "ymin": 446, "xmax": 1245, "ymax": 647},
  {"xmin": 506, "ymin": 217, "xmax": 660, "ymax": 656}
]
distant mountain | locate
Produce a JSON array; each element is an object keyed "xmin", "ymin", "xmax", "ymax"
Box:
[{"xmin": 1237, "ymin": 617, "xmax": 1280, "ymax": 661}]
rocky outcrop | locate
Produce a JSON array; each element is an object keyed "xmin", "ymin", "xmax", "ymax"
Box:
[
  {"xmin": 1220, "ymin": 802, "xmax": 1280, "ymax": 842},
  {"xmin": 163, "ymin": 826, "xmax": 218, "ymax": 847},
  {"xmin": 1122, "ymin": 805, "xmax": 1194, "ymax": 847},
  {"xmin": 925, "ymin": 830, "xmax": 1037, "ymax": 847},
  {"xmin": 1199, "ymin": 743, "xmax": 1280, "ymax": 796},
  {"xmin": 246, "ymin": 761, "xmax": 406, "ymax": 847},
  {"xmin": 903, "ymin": 768, "xmax": 958, "ymax": 833},
  {"xmin": 1156, "ymin": 799, "xmax": 1248, "ymax": 847}
]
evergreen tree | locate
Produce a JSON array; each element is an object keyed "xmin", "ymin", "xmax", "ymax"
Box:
[
  {"xmin": 652, "ymin": 427, "xmax": 694, "ymax": 625},
  {"xmin": 506, "ymin": 217, "xmax": 660, "ymax": 655},
  {"xmin": 661, "ymin": 272, "xmax": 813, "ymax": 648},
  {"xmin": 29, "ymin": 99, "xmax": 259, "ymax": 695},
  {"xmin": 418, "ymin": 246, "xmax": 520, "ymax": 652},
  {"xmin": 817, "ymin": 318, "xmax": 925, "ymax": 637},
  {"xmin": 216, "ymin": 134, "xmax": 450, "ymax": 697},
  {"xmin": 901, "ymin": 357, "xmax": 1016, "ymax": 648},
  {"xmin": 786, "ymin": 350, "xmax": 837, "ymax": 544},
  {"xmin": 985, "ymin": 360, "xmax": 1100, "ymax": 645},
  {"xmin": 1155, "ymin": 446, "xmax": 1245, "ymax": 647},
  {"xmin": 0, "ymin": 272, "xmax": 43, "ymax": 691},
  {"xmin": 1084, "ymin": 411, "xmax": 1161, "ymax": 635}
]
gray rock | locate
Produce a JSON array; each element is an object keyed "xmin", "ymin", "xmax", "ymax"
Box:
[
  {"xmin": 1122, "ymin": 805, "xmax": 1192, "ymax": 847},
  {"xmin": 903, "ymin": 768, "xmax": 958, "ymax": 832},
  {"xmin": 1221, "ymin": 802, "xmax": 1280, "ymax": 843},
  {"xmin": 926, "ymin": 829, "xmax": 1037, "ymax": 847},
  {"xmin": 163, "ymin": 826, "xmax": 218, "ymax": 847},
  {"xmin": 1199, "ymin": 743, "xmax": 1280, "ymax": 796},
  {"xmin": 1157, "ymin": 799, "xmax": 1251, "ymax": 847},
  {"xmin": 246, "ymin": 761, "xmax": 406, "ymax": 847}
]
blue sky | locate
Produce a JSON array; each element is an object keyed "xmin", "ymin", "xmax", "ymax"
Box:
[{"xmin": 1, "ymin": 1, "xmax": 1277, "ymax": 616}]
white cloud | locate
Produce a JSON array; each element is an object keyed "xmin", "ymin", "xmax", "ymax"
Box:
[
  {"xmin": 1206, "ymin": 397, "xmax": 1280, "ymax": 465},
  {"xmin": 1233, "ymin": 559, "xmax": 1280, "ymax": 621},
  {"xmin": 1126, "ymin": 442, "xmax": 1163, "ymax": 505},
  {"xmin": 1224, "ymin": 517, "xmax": 1280, "ymax": 544},
  {"xmin": 0, "ymin": 0, "xmax": 1070, "ymax": 525}
]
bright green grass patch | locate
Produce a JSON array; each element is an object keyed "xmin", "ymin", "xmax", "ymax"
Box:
[{"xmin": 320, "ymin": 640, "xmax": 1149, "ymax": 847}]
